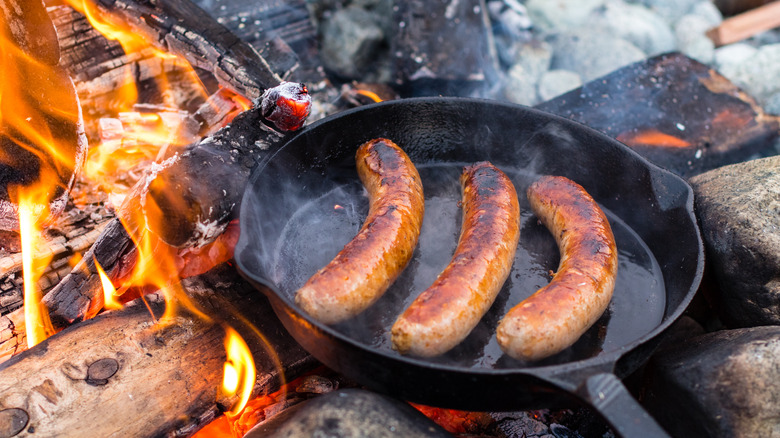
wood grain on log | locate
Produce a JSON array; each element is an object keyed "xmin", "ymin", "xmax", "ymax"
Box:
[
  {"xmin": 0, "ymin": 265, "xmax": 316, "ymax": 437},
  {"xmin": 76, "ymin": 0, "xmax": 283, "ymax": 101}
]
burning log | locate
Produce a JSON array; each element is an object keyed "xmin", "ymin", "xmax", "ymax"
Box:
[
  {"xmin": 0, "ymin": 0, "xmax": 88, "ymax": 231},
  {"xmin": 0, "ymin": 264, "xmax": 316, "ymax": 437},
  {"xmin": 67, "ymin": 0, "xmax": 283, "ymax": 103},
  {"xmin": 42, "ymin": 104, "xmax": 296, "ymax": 329},
  {"xmin": 535, "ymin": 53, "xmax": 780, "ymax": 178}
]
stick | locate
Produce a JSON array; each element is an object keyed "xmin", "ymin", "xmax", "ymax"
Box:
[{"xmin": 707, "ymin": 1, "xmax": 780, "ymax": 47}]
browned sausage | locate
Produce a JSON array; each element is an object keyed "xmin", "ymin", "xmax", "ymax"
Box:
[
  {"xmin": 295, "ymin": 138, "xmax": 425, "ymax": 324},
  {"xmin": 496, "ymin": 175, "xmax": 618, "ymax": 361},
  {"xmin": 391, "ymin": 162, "xmax": 520, "ymax": 356}
]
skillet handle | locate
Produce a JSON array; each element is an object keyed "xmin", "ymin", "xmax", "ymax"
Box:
[{"xmin": 576, "ymin": 372, "xmax": 670, "ymax": 438}]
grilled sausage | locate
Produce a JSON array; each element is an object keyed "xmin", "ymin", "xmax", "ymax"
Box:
[
  {"xmin": 392, "ymin": 162, "xmax": 520, "ymax": 356},
  {"xmin": 295, "ymin": 138, "xmax": 425, "ymax": 324},
  {"xmin": 496, "ymin": 175, "xmax": 618, "ymax": 361}
]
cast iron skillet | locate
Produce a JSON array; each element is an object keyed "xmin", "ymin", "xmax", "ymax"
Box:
[{"xmin": 235, "ymin": 97, "xmax": 704, "ymax": 437}]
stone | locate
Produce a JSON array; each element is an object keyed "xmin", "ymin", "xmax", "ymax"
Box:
[
  {"xmin": 689, "ymin": 1, "xmax": 723, "ymax": 27},
  {"xmin": 244, "ymin": 389, "xmax": 453, "ymax": 437},
  {"xmin": 646, "ymin": 326, "xmax": 780, "ymax": 437},
  {"xmin": 765, "ymin": 92, "xmax": 780, "ymax": 115},
  {"xmin": 713, "ymin": 43, "xmax": 758, "ymax": 71},
  {"xmin": 637, "ymin": 0, "xmax": 698, "ymax": 24},
  {"xmin": 503, "ymin": 63, "xmax": 540, "ymax": 106},
  {"xmin": 536, "ymin": 69, "xmax": 581, "ymax": 101},
  {"xmin": 549, "ymin": 29, "xmax": 646, "ymax": 82},
  {"xmin": 508, "ymin": 39, "xmax": 552, "ymax": 79},
  {"xmin": 718, "ymin": 44, "xmax": 780, "ymax": 107},
  {"xmin": 319, "ymin": 6, "xmax": 385, "ymax": 79},
  {"xmin": 525, "ymin": 0, "xmax": 605, "ymax": 33},
  {"xmin": 674, "ymin": 14, "xmax": 715, "ymax": 64},
  {"xmin": 588, "ymin": 1, "xmax": 676, "ymax": 56},
  {"xmin": 688, "ymin": 155, "xmax": 780, "ymax": 327}
]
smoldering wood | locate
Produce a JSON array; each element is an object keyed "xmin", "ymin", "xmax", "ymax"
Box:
[
  {"xmin": 391, "ymin": 0, "xmax": 499, "ymax": 94},
  {"xmin": 0, "ymin": 0, "xmax": 60, "ymax": 66},
  {"xmin": 535, "ymin": 53, "xmax": 780, "ymax": 178},
  {"xmin": 42, "ymin": 107, "xmax": 290, "ymax": 329},
  {"xmin": 0, "ymin": 264, "xmax": 317, "ymax": 438},
  {"xmin": 82, "ymin": 0, "xmax": 283, "ymax": 101}
]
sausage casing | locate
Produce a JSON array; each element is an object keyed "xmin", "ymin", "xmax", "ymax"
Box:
[
  {"xmin": 496, "ymin": 175, "xmax": 618, "ymax": 361},
  {"xmin": 295, "ymin": 138, "xmax": 424, "ymax": 324},
  {"xmin": 392, "ymin": 162, "xmax": 520, "ymax": 356}
]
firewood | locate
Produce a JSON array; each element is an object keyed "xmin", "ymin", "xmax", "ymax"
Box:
[
  {"xmin": 73, "ymin": 0, "xmax": 283, "ymax": 101},
  {"xmin": 0, "ymin": 0, "xmax": 60, "ymax": 65},
  {"xmin": 0, "ymin": 1, "xmax": 88, "ymax": 231},
  {"xmin": 0, "ymin": 264, "xmax": 316, "ymax": 437},
  {"xmin": 706, "ymin": 1, "xmax": 780, "ymax": 47},
  {"xmin": 41, "ymin": 106, "xmax": 293, "ymax": 329}
]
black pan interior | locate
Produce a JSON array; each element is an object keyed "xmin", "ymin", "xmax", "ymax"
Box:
[{"xmin": 235, "ymin": 97, "xmax": 703, "ymax": 409}]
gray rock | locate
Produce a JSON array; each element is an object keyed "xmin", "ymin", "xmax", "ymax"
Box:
[
  {"xmin": 525, "ymin": 0, "xmax": 605, "ymax": 33},
  {"xmin": 689, "ymin": 1, "xmax": 723, "ymax": 27},
  {"xmin": 718, "ymin": 44, "xmax": 780, "ymax": 106},
  {"xmin": 508, "ymin": 40, "xmax": 553, "ymax": 79},
  {"xmin": 589, "ymin": 1, "xmax": 676, "ymax": 56},
  {"xmin": 503, "ymin": 64, "xmax": 539, "ymax": 106},
  {"xmin": 688, "ymin": 155, "xmax": 780, "ymax": 327},
  {"xmin": 638, "ymin": 0, "xmax": 698, "ymax": 24},
  {"xmin": 549, "ymin": 30, "xmax": 647, "ymax": 82},
  {"xmin": 244, "ymin": 389, "xmax": 452, "ymax": 438},
  {"xmin": 674, "ymin": 14, "xmax": 715, "ymax": 64},
  {"xmin": 646, "ymin": 326, "xmax": 780, "ymax": 437},
  {"xmin": 537, "ymin": 69, "xmax": 582, "ymax": 101},
  {"xmin": 765, "ymin": 92, "xmax": 780, "ymax": 115},
  {"xmin": 319, "ymin": 6, "xmax": 385, "ymax": 79},
  {"xmin": 713, "ymin": 43, "xmax": 758, "ymax": 71}
]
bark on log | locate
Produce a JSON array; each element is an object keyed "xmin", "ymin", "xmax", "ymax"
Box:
[
  {"xmin": 78, "ymin": 0, "xmax": 283, "ymax": 101},
  {"xmin": 0, "ymin": 264, "xmax": 317, "ymax": 438}
]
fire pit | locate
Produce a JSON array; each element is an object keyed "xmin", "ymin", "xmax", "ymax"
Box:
[{"xmin": 1, "ymin": 0, "xmax": 779, "ymax": 437}]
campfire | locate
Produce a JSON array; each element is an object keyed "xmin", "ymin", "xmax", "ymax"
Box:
[{"xmin": 1, "ymin": 0, "xmax": 779, "ymax": 437}]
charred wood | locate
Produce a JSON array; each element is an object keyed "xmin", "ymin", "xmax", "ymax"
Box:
[
  {"xmin": 0, "ymin": 0, "xmax": 60, "ymax": 65},
  {"xmin": 78, "ymin": 0, "xmax": 283, "ymax": 101},
  {"xmin": 0, "ymin": 264, "xmax": 316, "ymax": 438},
  {"xmin": 42, "ymin": 107, "xmax": 291, "ymax": 329},
  {"xmin": 535, "ymin": 53, "xmax": 780, "ymax": 178}
]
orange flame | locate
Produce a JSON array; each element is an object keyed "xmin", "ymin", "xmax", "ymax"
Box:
[
  {"xmin": 355, "ymin": 89, "xmax": 384, "ymax": 103},
  {"xmin": 18, "ymin": 194, "xmax": 55, "ymax": 348},
  {"xmin": 222, "ymin": 327, "xmax": 256, "ymax": 415},
  {"xmin": 617, "ymin": 129, "xmax": 691, "ymax": 148},
  {"xmin": 95, "ymin": 258, "xmax": 123, "ymax": 311}
]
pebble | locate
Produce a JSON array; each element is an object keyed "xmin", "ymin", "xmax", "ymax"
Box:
[
  {"xmin": 537, "ymin": 69, "xmax": 582, "ymax": 102},
  {"xmin": 589, "ymin": 1, "xmax": 676, "ymax": 56},
  {"xmin": 689, "ymin": 0, "xmax": 723, "ymax": 27},
  {"xmin": 637, "ymin": 0, "xmax": 699, "ymax": 24},
  {"xmin": 765, "ymin": 92, "xmax": 780, "ymax": 115},
  {"xmin": 718, "ymin": 43, "xmax": 780, "ymax": 106},
  {"xmin": 503, "ymin": 63, "xmax": 539, "ymax": 106},
  {"xmin": 674, "ymin": 14, "xmax": 715, "ymax": 64},
  {"xmin": 319, "ymin": 6, "xmax": 385, "ymax": 79},
  {"xmin": 713, "ymin": 43, "xmax": 758, "ymax": 70},
  {"xmin": 549, "ymin": 29, "xmax": 646, "ymax": 82},
  {"xmin": 525, "ymin": 0, "xmax": 605, "ymax": 33}
]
